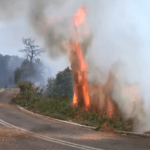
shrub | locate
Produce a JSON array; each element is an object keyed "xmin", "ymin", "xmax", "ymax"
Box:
[
  {"xmin": 19, "ymin": 81, "xmax": 32, "ymax": 93},
  {"xmin": 11, "ymin": 81, "xmax": 133, "ymax": 132}
]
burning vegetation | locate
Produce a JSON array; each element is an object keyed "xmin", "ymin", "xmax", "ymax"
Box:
[
  {"xmin": 71, "ymin": 7, "xmax": 90, "ymax": 110},
  {"xmin": 63, "ymin": 6, "xmax": 120, "ymax": 120},
  {"xmin": 62, "ymin": 6, "xmax": 147, "ymax": 133},
  {"xmin": 1, "ymin": 0, "xmax": 150, "ymax": 133}
]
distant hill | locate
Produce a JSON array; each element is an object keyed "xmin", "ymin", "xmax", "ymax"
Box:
[{"xmin": 0, "ymin": 54, "xmax": 23, "ymax": 88}]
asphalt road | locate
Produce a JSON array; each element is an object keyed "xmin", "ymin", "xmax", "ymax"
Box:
[{"xmin": 0, "ymin": 88, "xmax": 150, "ymax": 149}]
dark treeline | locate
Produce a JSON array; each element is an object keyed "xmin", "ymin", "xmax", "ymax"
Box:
[
  {"xmin": 0, "ymin": 54, "xmax": 23, "ymax": 88},
  {"xmin": 0, "ymin": 38, "xmax": 73, "ymax": 99},
  {"xmin": 0, "ymin": 53, "xmax": 73, "ymax": 99},
  {"xmin": 14, "ymin": 58, "xmax": 45, "ymax": 87},
  {"xmin": 0, "ymin": 53, "xmax": 45, "ymax": 88}
]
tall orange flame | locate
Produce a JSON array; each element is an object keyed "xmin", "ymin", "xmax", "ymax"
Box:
[
  {"xmin": 61, "ymin": 6, "xmax": 120, "ymax": 118},
  {"xmin": 72, "ymin": 6, "xmax": 90, "ymax": 110}
]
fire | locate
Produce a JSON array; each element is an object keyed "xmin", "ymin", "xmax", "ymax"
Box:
[
  {"xmin": 71, "ymin": 41, "xmax": 90, "ymax": 109},
  {"xmin": 71, "ymin": 7, "xmax": 90, "ymax": 110},
  {"xmin": 62, "ymin": 6, "xmax": 118, "ymax": 115},
  {"xmin": 71, "ymin": 6, "xmax": 116, "ymax": 112},
  {"xmin": 104, "ymin": 73, "xmax": 115, "ymax": 118},
  {"xmin": 73, "ymin": 92, "xmax": 78, "ymax": 106},
  {"xmin": 74, "ymin": 6, "xmax": 86, "ymax": 27},
  {"xmin": 88, "ymin": 72, "xmax": 118, "ymax": 118}
]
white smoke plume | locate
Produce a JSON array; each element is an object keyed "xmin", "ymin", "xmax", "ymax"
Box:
[{"xmin": 1, "ymin": 0, "xmax": 150, "ymax": 132}]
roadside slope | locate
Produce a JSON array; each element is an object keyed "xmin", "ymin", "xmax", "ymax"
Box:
[{"xmin": 0, "ymin": 88, "xmax": 150, "ymax": 149}]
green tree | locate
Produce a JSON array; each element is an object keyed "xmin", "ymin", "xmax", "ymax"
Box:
[
  {"xmin": 20, "ymin": 59, "xmax": 35, "ymax": 80},
  {"xmin": 43, "ymin": 77, "xmax": 55, "ymax": 98},
  {"xmin": 13, "ymin": 57, "xmax": 45, "ymax": 88},
  {"xmin": 43, "ymin": 67, "xmax": 73, "ymax": 99},
  {"xmin": 14, "ymin": 67, "xmax": 22, "ymax": 85},
  {"xmin": 53, "ymin": 67, "xmax": 73, "ymax": 99}
]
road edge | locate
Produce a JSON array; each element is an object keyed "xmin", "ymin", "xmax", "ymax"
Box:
[
  {"xmin": 17, "ymin": 105, "xmax": 96, "ymax": 129},
  {"xmin": 17, "ymin": 105, "xmax": 150, "ymax": 138}
]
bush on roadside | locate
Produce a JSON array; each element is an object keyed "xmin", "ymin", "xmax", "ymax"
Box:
[
  {"xmin": 11, "ymin": 81, "xmax": 133, "ymax": 132},
  {"xmin": 19, "ymin": 80, "xmax": 32, "ymax": 92}
]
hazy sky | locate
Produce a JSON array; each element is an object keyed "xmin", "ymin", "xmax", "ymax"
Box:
[
  {"xmin": 1, "ymin": 0, "xmax": 150, "ymax": 85},
  {"xmin": 0, "ymin": 17, "xmax": 69, "ymax": 78}
]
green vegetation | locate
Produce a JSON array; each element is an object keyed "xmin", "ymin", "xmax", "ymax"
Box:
[
  {"xmin": 43, "ymin": 67, "xmax": 73, "ymax": 99},
  {"xmin": 11, "ymin": 81, "xmax": 133, "ymax": 132}
]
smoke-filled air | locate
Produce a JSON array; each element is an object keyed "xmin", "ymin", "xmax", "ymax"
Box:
[{"xmin": 1, "ymin": 0, "xmax": 150, "ymax": 133}]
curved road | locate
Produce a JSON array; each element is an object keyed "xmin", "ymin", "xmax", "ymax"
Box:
[{"xmin": 0, "ymin": 88, "xmax": 150, "ymax": 149}]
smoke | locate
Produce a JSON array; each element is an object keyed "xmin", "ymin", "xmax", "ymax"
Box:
[
  {"xmin": 86, "ymin": 0, "xmax": 150, "ymax": 132},
  {"xmin": 0, "ymin": 0, "xmax": 27, "ymax": 20},
  {"xmin": 0, "ymin": 0, "xmax": 92, "ymax": 58},
  {"xmin": 1, "ymin": 0, "xmax": 150, "ymax": 132},
  {"xmin": 109, "ymin": 62, "xmax": 149, "ymax": 133},
  {"xmin": 28, "ymin": 0, "xmax": 67, "ymax": 58}
]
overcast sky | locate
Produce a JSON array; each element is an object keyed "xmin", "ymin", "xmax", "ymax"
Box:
[
  {"xmin": 0, "ymin": 17, "xmax": 69, "ymax": 78},
  {"xmin": 1, "ymin": 0, "xmax": 150, "ymax": 90}
]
